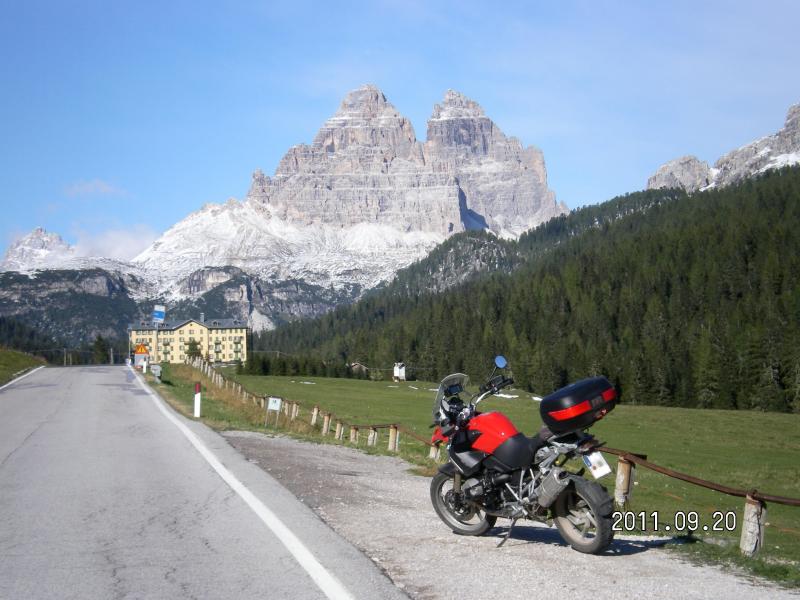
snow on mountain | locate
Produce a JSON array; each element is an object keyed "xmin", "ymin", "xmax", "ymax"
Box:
[
  {"xmin": 1, "ymin": 228, "xmax": 76, "ymax": 271},
  {"xmin": 132, "ymin": 197, "xmax": 443, "ymax": 296},
  {"xmin": 133, "ymin": 85, "xmax": 565, "ymax": 298},
  {"xmin": 2, "ymin": 85, "xmax": 567, "ymax": 332},
  {"xmin": 648, "ymin": 102, "xmax": 800, "ymax": 192},
  {"xmin": 0, "ymin": 227, "xmax": 136, "ymax": 274},
  {"xmin": 0, "ymin": 227, "xmax": 156, "ymax": 300}
]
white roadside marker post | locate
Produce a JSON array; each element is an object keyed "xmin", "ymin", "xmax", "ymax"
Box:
[{"xmin": 194, "ymin": 382, "xmax": 201, "ymax": 418}]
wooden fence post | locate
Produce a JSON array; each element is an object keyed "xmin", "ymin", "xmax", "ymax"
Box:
[
  {"xmin": 740, "ymin": 495, "xmax": 767, "ymax": 557},
  {"xmin": 335, "ymin": 421, "xmax": 343, "ymax": 440},
  {"xmin": 388, "ymin": 425, "xmax": 399, "ymax": 452},
  {"xmin": 367, "ymin": 427, "xmax": 377, "ymax": 447},
  {"xmin": 311, "ymin": 406, "xmax": 319, "ymax": 426},
  {"xmin": 350, "ymin": 426, "xmax": 358, "ymax": 444},
  {"xmin": 614, "ymin": 458, "xmax": 635, "ymax": 508},
  {"xmin": 322, "ymin": 413, "xmax": 331, "ymax": 436},
  {"xmin": 290, "ymin": 403, "xmax": 298, "ymax": 421},
  {"xmin": 259, "ymin": 397, "xmax": 265, "ymax": 409},
  {"xmin": 428, "ymin": 444, "xmax": 440, "ymax": 460}
]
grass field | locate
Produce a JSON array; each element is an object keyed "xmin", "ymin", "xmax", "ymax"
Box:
[
  {"xmin": 155, "ymin": 364, "xmax": 800, "ymax": 585},
  {"xmin": 0, "ymin": 348, "xmax": 44, "ymax": 386}
]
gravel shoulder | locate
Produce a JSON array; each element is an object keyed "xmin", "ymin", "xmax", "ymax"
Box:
[{"xmin": 223, "ymin": 431, "xmax": 798, "ymax": 600}]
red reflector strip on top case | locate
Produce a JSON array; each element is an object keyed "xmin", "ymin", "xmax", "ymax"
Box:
[
  {"xmin": 548, "ymin": 400, "xmax": 592, "ymax": 421},
  {"xmin": 601, "ymin": 388, "xmax": 616, "ymax": 401}
]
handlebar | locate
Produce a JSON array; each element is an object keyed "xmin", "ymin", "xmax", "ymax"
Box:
[
  {"xmin": 478, "ymin": 375, "xmax": 514, "ymax": 395},
  {"xmin": 473, "ymin": 376, "xmax": 514, "ymax": 408}
]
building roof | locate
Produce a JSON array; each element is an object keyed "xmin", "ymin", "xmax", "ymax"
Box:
[{"xmin": 128, "ymin": 317, "xmax": 249, "ymax": 331}]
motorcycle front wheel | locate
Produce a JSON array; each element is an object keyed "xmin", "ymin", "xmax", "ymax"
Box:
[
  {"xmin": 553, "ymin": 477, "xmax": 614, "ymax": 554},
  {"xmin": 430, "ymin": 472, "xmax": 497, "ymax": 536}
]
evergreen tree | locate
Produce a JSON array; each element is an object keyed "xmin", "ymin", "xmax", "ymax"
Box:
[
  {"xmin": 186, "ymin": 340, "xmax": 201, "ymax": 358},
  {"xmin": 694, "ymin": 327, "xmax": 720, "ymax": 408},
  {"xmin": 92, "ymin": 335, "xmax": 109, "ymax": 364},
  {"xmin": 252, "ymin": 167, "xmax": 800, "ymax": 412}
]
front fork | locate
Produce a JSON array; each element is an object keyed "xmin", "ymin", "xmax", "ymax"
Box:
[{"xmin": 453, "ymin": 471, "xmax": 462, "ymax": 493}]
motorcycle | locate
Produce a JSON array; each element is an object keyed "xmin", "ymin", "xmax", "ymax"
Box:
[{"xmin": 429, "ymin": 356, "xmax": 618, "ymax": 554}]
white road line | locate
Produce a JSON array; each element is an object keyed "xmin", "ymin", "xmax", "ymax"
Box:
[
  {"xmin": 0, "ymin": 366, "xmax": 45, "ymax": 393},
  {"xmin": 130, "ymin": 367, "xmax": 355, "ymax": 600}
]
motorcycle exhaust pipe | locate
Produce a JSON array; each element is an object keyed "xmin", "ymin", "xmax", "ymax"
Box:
[{"xmin": 533, "ymin": 467, "xmax": 570, "ymax": 508}]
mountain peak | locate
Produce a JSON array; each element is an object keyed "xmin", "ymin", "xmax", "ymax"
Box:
[
  {"xmin": 304, "ymin": 85, "xmax": 416, "ymax": 155},
  {"xmin": 1, "ymin": 227, "xmax": 75, "ymax": 271},
  {"xmin": 647, "ymin": 155, "xmax": 712, "ymax": 192},
  {"xmin": 430, "ymin": 89, "xmax": 486, "ymax": 121},
  {"xmin": 331, "ymin": 84, "xmax": 394, "ymax": 120}
]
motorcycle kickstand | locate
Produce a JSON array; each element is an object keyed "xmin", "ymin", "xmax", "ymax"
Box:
[{"xmin": 497, "ymin": 517, "xmax": 518, "ymax": 548}]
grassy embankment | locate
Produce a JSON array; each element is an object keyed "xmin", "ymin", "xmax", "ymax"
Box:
[
  {"xmin": 152, "ymin": 363, "xmax": 800, "ymax": 586},
  {"xmin": 0, "ymin": 348, "xmax": 44, "ymax": 386}
]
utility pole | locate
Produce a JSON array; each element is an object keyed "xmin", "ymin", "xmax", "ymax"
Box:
[
  {"xmin": 63, "ymin": 348, "xmax": 67, "ymax": 367},
  {"xmin": 109, "ymin": 346, "xmax": 114, "ymax": 365}
]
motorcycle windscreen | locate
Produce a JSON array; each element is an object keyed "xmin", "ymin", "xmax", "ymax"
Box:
[{"xmin": 433, "ymin": 373, "xmax": 470, "ymax": 419}]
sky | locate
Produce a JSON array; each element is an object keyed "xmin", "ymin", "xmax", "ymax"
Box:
[{"xmin": 1, "ymin": 0, "xmax": 799, "ymax": 259}]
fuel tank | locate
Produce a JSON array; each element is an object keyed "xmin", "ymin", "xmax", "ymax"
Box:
[{"xmin": 467, "ymin": 412, "xmax": 519, "ymax": 453}]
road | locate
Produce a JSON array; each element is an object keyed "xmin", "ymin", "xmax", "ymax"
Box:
[
  {"xmin": 226, "ymin": 432, "xmax": 799, "ymax": 600},
  {"xmin": 0, "ymin": 366, "xmax": 405, "ymax": 599}
]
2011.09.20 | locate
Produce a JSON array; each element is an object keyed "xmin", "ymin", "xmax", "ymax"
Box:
[{"xmin": 612, "ymin": 510, "xmax": 737, "ymax": 533}]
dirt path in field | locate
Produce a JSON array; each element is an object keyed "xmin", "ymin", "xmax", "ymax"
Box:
[{"xmin": 223, "ymin": 431, "xmax": 797, "ymax": 600}]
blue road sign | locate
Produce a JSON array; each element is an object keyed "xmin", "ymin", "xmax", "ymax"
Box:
[{"xmin": 152, "ymin": 305, "xmax": 166, "ymax": 323}]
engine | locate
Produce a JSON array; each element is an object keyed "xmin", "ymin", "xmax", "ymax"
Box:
[{"xmin": 461, "ymin": 471, "xmax": 514, "ymax": 508}]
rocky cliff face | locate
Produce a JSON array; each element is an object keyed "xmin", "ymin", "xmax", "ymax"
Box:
[
  {"xmin": 3, "ymin": 86, "xmax": 565, "ymax": 338},
  {"xmin": 424, "ymin": 90, "xmax": 559, "ymax": 235},
  {"xmin": 0, "ymin": 269, "xmax": 142, "ymax": 343},
  {"xmin": 132, "ymin": 85, "xmax": 566, "ymax": 326},
  {"xmin": 648, "ymin": 102, "xmax": 800, "ymax": 192},
  {"xmin": 646, "ymin": 156, "xmax": 713, "ymax": 193},
  {"xmin": 246, "ymin": 85, "xmax": 564, "ymax": 237}
]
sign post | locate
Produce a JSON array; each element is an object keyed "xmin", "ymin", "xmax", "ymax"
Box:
[
  {"xmin": 194, "ymin": 382, "xmax": 201, "ymax": 418},
  {"xmin": 152, "ymin": 305, "xmax": 165, "ymax": 363},
  {"xmin": 266, "ymin": 396, "xmax": 282, "ymax": 427}
]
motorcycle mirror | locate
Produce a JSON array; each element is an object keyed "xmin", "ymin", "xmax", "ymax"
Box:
[{"xmin": 494, "ymin": 355, "xmax": 508, "ymax": 369}]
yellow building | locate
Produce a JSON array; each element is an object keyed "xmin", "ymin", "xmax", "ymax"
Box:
[{"xmin": 128, "ymin": 317, "xmax": 249, "ymax": 364}]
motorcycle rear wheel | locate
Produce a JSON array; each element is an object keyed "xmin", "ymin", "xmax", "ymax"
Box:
[
  {"xmin": 553, "ymin": 477, "xmax": 614, "ymax": 554},
  {"xmin": 430, "ymin": 472, "xmax": 497, "ymax": 536}
]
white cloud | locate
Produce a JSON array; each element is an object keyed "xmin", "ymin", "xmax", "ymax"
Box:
[
  {"xmin": 64, "ymin": 178, "xmax": 127, "ymax": 198},
  {"xmin": 72, "ymin": 224, "xmax": 158, "ymax": 261}
]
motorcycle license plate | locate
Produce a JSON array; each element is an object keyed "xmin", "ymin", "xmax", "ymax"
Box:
[{"xmin": 582, "ymin": 452, "xmax": 612, "ymax": 479}]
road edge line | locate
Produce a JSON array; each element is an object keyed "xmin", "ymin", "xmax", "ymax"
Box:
[
  {"xmin": 0, "ymin": 365, "xmax": 45, "ymax": 393},
  {"xmin": 130, "ymin": 367, "xmax": 355, "ymax": 600}
]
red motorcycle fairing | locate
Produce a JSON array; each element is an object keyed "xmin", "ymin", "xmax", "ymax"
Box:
[
  {"xmin": 468, "ymin": 412, "xmax": 536, "ymax": 472},
  {"xmin": 467, "ymin": 412, "xmax": 519, "ymax": 453}
]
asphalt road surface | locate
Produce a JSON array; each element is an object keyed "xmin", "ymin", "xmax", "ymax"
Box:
[{"xmin": 0, "ymin": 366, "xmax": 405, "ymax": 599}]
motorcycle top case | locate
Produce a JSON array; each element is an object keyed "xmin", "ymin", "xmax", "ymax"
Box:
[{"xmin": 540, "ymin": 376, "xmax": 617, "ymax": 434}]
